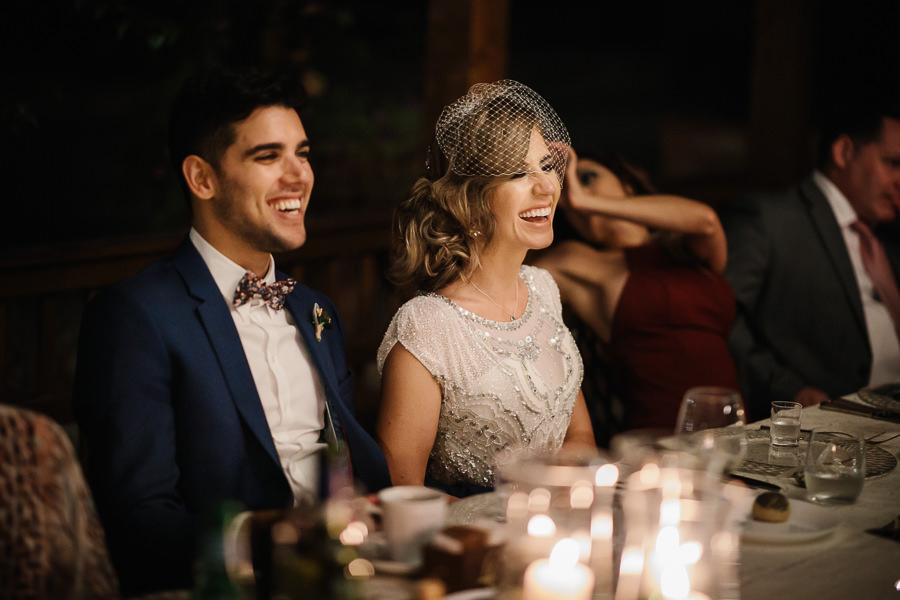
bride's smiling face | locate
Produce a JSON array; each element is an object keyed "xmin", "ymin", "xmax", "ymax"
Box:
[{"xmin": 488, "ymin": 128, "xmax": 562, "ymax": 253}]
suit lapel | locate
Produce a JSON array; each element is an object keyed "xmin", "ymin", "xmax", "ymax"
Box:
[
  {"xmin": 284, "ymin": 287, "xmax": 342, "ymax": 444},
  {"xmin": 171, "ymin": 239, "xmax": 282, "ymax": 466},
  {"xmin": 800, "ymin": 179, "xmax": 868, "ymax": 333}
]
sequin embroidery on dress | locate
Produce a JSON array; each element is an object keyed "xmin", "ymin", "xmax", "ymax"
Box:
[{"xmin": 377, "ymin": 265, "xmax": 584, "ymax": 488}]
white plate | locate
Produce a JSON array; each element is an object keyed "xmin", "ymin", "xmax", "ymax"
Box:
[
  {"xmin": 445, "ymin": 588, "xmax": 496, "ymax": 600},
  {"xmin": 358, "ymin": 532, "xmax": 421, "ymax": 575},
  {"xmin": 369, "ymin": 558, "xmax": 420, "ymax": 576},
  {"xmin": 740, "ymin": 497, "xmax": 840, "ymax": 544},
  {"xmin": 446, "ymin": 491, "xmax": 505, "ymax": 526}
]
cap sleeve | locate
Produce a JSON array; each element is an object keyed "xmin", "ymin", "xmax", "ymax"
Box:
[
  {"xmin": 376, "ymin": 295, "xmax": 453, "ymax": 379},
  {"xmin": 523, "ymin": 264, "xmax": 564, "ymax": 318}
]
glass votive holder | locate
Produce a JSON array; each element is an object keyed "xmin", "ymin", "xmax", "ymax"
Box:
[
  {"xmin": 615, "ymin": 462, "xmax": 741, "ymax": 600},
  {"xmin": 494, "ymin": 448, "xmax": 618, "ymax": 600}
]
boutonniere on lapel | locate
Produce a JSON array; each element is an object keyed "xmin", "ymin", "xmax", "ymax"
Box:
[{"xmin": 312, "ymin": 302, "xmax": 333, "ymax": 342}]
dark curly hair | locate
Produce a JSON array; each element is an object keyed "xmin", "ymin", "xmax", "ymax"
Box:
[
  {"xmin": 554, "ymin": 150, "xmax": 658, "ymax": 244},
  {"xmin": 167, "ymin": 66, "xmax": 307, "ymax": 202}
]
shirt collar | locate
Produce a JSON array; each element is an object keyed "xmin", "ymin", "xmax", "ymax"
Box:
[
  {"xmin": 189, "ymin": 228, "xmax": 276, "ymax": 306},
  {"xmin": 812, "ymin": 170, "xmax": 859, "ymax": 228}
]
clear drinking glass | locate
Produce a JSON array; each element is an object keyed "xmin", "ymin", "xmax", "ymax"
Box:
[
  {"xmin": 495, "ymin": 448, "xmax": 617, "ymax": 600},
  {"xmin": 769, "ymin": 401, "xmax": 802, "ymax": 447},
  {"xmin": 804, "ymin": 430, "xmax": 865, "ymax": 504},
  {"xmin": 674, "ymin": 387, "xmax": 748, "ymax": 476},
  {"xmin": 617, "ymin": 464, "xmax": 741, "ymax": 600}
]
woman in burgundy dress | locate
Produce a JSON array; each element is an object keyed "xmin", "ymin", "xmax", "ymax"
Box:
[{"xmin": 531, "ymin": 149, "xmax": 739, "ymax": 440}]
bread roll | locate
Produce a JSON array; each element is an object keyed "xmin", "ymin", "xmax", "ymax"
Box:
[{"xmin": 751, "ymin": 491, "xmax": 791, "ymax": 523}]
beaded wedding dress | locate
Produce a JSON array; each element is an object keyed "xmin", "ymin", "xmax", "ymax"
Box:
[{"xmin": 378, "ymin": 265, "xmax": 583, "ymax": 491}]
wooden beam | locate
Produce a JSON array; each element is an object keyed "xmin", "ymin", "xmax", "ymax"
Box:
[
  {"xmin": 423, "ymin": 0, "xmax": 509, "ymax": 147},
  {"xmin": 747, "ymin": 0, "xmax": 816, "ymax": 189}
]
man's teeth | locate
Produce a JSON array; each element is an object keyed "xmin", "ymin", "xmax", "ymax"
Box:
[
  {"xmin": 519, "ymin": 207, "xmax": 551, "ymax": 219},
  {"xmin": 273, "ymin": 199, "xmax": 301, "ymax": 213}
]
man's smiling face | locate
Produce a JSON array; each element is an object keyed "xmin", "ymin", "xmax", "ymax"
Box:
[{"xmin": 201, "ymin": 104, "xmax": 314, "ymax": 271}]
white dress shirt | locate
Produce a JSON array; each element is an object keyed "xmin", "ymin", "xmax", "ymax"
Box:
[
  {"xmin": 190, "ymin": 228, "xmax": 326, "ymax": 504},
  {"xmin": 814, "ymin": 171, "xmax": 900, "ymax": 385}
]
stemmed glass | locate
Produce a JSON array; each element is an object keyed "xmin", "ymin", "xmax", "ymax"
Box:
[{"xmin": 674, "ymin": 386, "xmax": 748, "ymax": 477}]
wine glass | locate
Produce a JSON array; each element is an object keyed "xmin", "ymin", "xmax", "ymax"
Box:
[{"xmin": 674, "ymin": 386, "xmax": 748, "ymax": 476}]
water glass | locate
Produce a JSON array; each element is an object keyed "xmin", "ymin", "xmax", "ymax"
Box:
[
  {"xmin": 804, "ymin": 430, "xmax": 865, "ymax": 504},
  {"xmin": 674, "ymin": 387, "xmax": 747, "ymax": 475},
  {"xmin": 770, "ymin": 401, "xmax": 802, "ymax": 447}
]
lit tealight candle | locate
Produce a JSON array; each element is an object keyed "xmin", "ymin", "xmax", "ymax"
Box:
[{"xmin": 523, "ymin": 538, "xmax": 594, "ymax": 600}]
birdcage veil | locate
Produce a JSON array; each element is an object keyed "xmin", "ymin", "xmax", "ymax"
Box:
[{"xmin": 433, "ymin": 79, "xmax": 570, "ymax": 182}]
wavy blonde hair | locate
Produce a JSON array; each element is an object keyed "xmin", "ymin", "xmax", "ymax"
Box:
[{"xmin": 387, "ymin": 173, "xmax": 506, "ymax": 296}]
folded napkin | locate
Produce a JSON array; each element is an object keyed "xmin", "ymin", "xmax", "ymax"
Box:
[{"xmin": 820, "ymin": 397, "xmax": 900, "ymax": 424}]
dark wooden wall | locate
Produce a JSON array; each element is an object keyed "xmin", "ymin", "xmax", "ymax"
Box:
[{"xmin": 0, "ymin": 213, "xmax": 398, "ymax": 439}]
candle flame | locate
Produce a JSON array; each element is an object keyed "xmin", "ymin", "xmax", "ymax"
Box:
[
  {"xmin": 529, "ymin": 487, "xmax": 552, "ymax": 512},
  {"xmin": 591, "ymin": 514, "xmax": 613, "ymax": 538},
  {"xmin": 570, "ymin": 480, "xmax": 594, "ymax": 508},
  {"xmin": 655, "ymin": 526, "xmax": 681, "ymax": 557},
  {"xmin": 660, "ymin": 563, "xmax": 690, "ymax": 599},
  {"xmin": 660, "ymin": 469, "xmax": 685, "ymax": 499},
  {"xmin": 548, "ymin": 538, "xmax": 580, "ymax": 568},
  {"xmin": 339, "ymin": 524, "xmax": 366, "ymax": 546},
  {"xmin": 660, "ymin": 499, "xmax": 682, "ymax": 526},
  {"xmin": 347, "ymin": 558, "xmax": 375, "ymax": 577},
  {"xmin": 639, "ymin": 463, "xmax": 660, "ymax": 486},
  {"xmin": 527, "ymin": 514, "xmax": 557, "ymax": 536},
  {"xmin": 595, "ymin": 463, "xmax": 619, "ymax": 487},
  {"xmin": 339, "ymin": 520, "xmax": 369, "ymax": 545},
  {"xmin": 619, "ymin": 548, "xmax": 644, "ymax": 574},
  {"xmin": 678, "ymin": 541, "xmax": 703, "ymax": 565}
]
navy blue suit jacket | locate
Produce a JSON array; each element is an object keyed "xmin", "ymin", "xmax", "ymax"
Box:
[{"xmin": 72, "ymin": 237, "xmax": 391, "ymax": 595}]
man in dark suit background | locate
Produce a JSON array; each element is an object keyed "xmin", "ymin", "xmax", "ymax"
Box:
[
  {"xmin": 721, "ymin": 94, "xmax": 900, "ymax": 420},
  {"xmin": 73, "ymin": 67, "xmax": 391, "ymax": 595}
]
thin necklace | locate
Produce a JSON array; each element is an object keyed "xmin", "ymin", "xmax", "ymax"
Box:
[{"xmin": 470, "ymin": 278, "xmax": 519, "ymax": 321}]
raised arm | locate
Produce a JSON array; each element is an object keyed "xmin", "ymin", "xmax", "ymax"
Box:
[
  {"xmin": 376, "ymin": 343, "xmax": 443, "ymax": 486},
  {"xmin": 563, "ymin": 149, "xmax": 728, "ymax": 273}
]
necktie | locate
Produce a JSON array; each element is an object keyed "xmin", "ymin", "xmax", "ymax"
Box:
[
  {"xmin": 233, "ymin": 272, "xmax": 297, "ymax": 311},
  {"xmin": 851, "ymin": 220, "xmax": 900, "ymax": 336}
]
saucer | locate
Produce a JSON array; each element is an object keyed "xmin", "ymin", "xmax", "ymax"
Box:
[
  {"xmin": 358, "ymin": 531, "xmax": 422, "ymax": 575},
  {"xmin": 368, "ymin": 558, "xmax": 421, "ymax": 576}
]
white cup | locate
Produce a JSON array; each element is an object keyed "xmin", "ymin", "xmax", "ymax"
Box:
[{"xmin": 377, "ymin": 485, "xmax": 448, "ymax": 565}]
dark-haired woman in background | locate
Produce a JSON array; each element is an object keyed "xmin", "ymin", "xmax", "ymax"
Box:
[{"xmin": 531, "ymin": 149, "xmax": 739, "ymax": 441}]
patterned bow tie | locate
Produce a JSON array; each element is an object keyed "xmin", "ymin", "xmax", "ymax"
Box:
[{"xmin": 233, "ymin": 272, "xmax": 297, "ymax": 311}]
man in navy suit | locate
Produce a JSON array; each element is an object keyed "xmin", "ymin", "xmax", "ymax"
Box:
[
  {"xmin": 73, "ymin": 67, "xmax": 391, "ymax": 595},
  {"xmin": 721, "ymin": 95, "xmax": 900, "ymax": 419}
]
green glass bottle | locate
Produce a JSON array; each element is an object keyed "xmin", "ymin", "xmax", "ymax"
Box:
[{"xmin": 193, "ymin": 499, "xmax": 246, "ymax": 600}]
